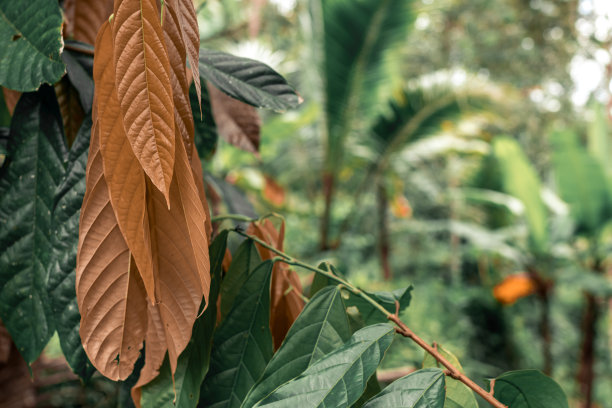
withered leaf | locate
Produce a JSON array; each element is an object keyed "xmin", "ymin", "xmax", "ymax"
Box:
[
  {"xmin": 1, "ymin": 87, "xmax": 20, "ymax": 115},
  {"xmin": 208, "ymin": 83, "xmax": 261, "ymax": 155},
  {"xmin": 64, "ymin": 0, "xmax": 114, "ymax": 45},
  {"xmin": 174, "ymin": 0, "xmax": 201, "ymax": 113},
  {"xmin": 112, "ymin": 0, "xmax": 176, "ymax": 203}
]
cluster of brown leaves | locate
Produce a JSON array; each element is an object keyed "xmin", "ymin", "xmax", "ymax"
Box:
[{"xmin": 75, "ymin": 0, "xmax": 211, "ymax": 395}]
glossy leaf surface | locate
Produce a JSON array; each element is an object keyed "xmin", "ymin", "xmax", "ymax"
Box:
[
  {"xmin": 345, "ymin": 286, "xmax": 412, "ymax": 325},
  {"xmin": 362, "ymin": 368, "xmax": 445, "ymax": 408},
  {"xmin": 490, "ymin": 370, "xmax": 569, "ymax": 408}
]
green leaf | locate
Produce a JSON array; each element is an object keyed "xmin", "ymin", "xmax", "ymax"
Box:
[
  {"xmin": 241, "ymin": 286, "xmax": 352, "ymax": 408},
  {"xmin": 492, "ymin": 137, "xmax": 549, "ymax": 252},
  {"xmin": 198, "ymin": 49, "xmax": 301, "ymax": 111},
  {"xmin": 252, "ymin": 323, "xmax": 395, "ymax": 408},
  {"xmin": 309, "ymin": 262, "xmax": 343, "ymax": 298},
  {"xmin": 201, "ymin": 260, "xmax": 274, "ymax": 408},
  {"xmin": 61, "ymin": 48, "xmax": 94, "ymax": 113},
  {"xmin": 345, "ymin": 286, "xmax": 412, "ymax": 325},
  {"xmin": 422, "ymin": 345, "xmax": 477, "ymax": 408},
  {"xmin": 551, "ymin": 130, "xmax": 611, "ymax": 233},
  {"xmin": 142, "ymin": 231, "xmax": 229, "ymax": 408},
  {"xmin": 219, "ymin": 239, "xmax": 262, "ymax": 321},
  {"xmin": 490, "ymin": 370, "xmax": 569, "ymax": 408},
  {"xmin": 0, "ymin": 0, "xmax": 65, "ymax": 91},
  {"xmin": 48, "ymin": 116, "xmax": 94, "ymax": 379},
  {"xmin": 192, "ymin": 79, "xmax": 218, "ymax": 160},
  {"xmin": 0, "ymin": 85, "xmax": 67, "ymax": 363},
  {"xmin": 352, "ymin": 374, "xmax": 381, "ymax": 408},
  {"xmin": 362, "ymin": 368, "xmax": 445, "ymax": 408}
]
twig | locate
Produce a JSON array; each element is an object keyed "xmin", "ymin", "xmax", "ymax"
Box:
[{"xmin": 232, "ymin": 228, "xmax": 508, "ymax": 408}]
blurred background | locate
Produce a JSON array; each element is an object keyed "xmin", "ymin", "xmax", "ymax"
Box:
[{"xmin": 11, "ymin": 0, "xmax": 612, "ymax": 407}]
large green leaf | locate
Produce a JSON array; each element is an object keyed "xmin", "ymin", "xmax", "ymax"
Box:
[
  {"xmin": 492, "ymin": 137, "xmax": 549, "ymax": 253},
  {"xmin": 551, "ymin": 130, "xmax": 611, "ymax": 234},
  {"xmin": 0, "ymin": 0, "xmax": 65, "ymax": 91},
  {"xmin": 198, "ymin": 49, "xmax": 300, "ymax": 111},
  {"xmin": 309, "ymin": 262, "xmax": 343, "ymax": 298},
  {"xmin": 200, "ymin": 260, "xmax": 274, "ymax": 408},
  {"xmin": 141, "ymin": 231, "xmax": 229, "ymax": 408},
  {"xmin": 241, "ymin": 286, "xmax": 352, "ymax": 408},
  {"xmin": 490, "ymin": 370, "xmax": 569, "ymax": 408},
  {"xmin": 48, "ymin": 116, "xmax": 94, "ymax": 379},
  {"xmin": 345, "ymin": 286, "xmax": 412, "ymax": 325},
  {"xmin": 362, "ymin": 368, "xmax": 445, "ymax": 408},
  {"xmin": 192, "ymin": 79, "xmax": 218, "ymax": 161},
  {"xmin": 61, "ymin": 48, "xmax": 94, "ymax": 113},
  {"xmin": 0, "ymin": 85, "xmax": 67, "ymax": 363},
  {"xmin": 219, "ymin": 238, "xmax": 262, "ymax": 321},
  {"xmin": 352, "ymin": 374, "xmax": 381, "ymax": 408},
  {"xmin": 422, "ymin": 345, "xmax": 477, "ymax": 408},
  {"xmin": 252, "ymin": 323, "xmax": 395, "ymax": 408}
]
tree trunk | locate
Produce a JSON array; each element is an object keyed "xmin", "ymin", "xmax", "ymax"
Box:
[
  {"xmin": 320, "ymin": 172, "xmax": 335, "ymax": 250},
  {"xmin": 577, "ymin": 292, "xmax": 598, "ymax": 408},
  {"xmin": 376, "ymin": 182, "xmax": 392, "ymax": 280}
]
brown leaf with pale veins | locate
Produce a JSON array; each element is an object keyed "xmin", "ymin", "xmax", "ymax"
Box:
[
  {"xmin": 93, "ymin": 21, "xmax": 156, "ymax": 303},
  {"xmin": 2, "ymin": 88, "xmax": 20, "ymax": 116},
  {"xmin": 247, "ymin": 219, "xmax": 304, "ymax": 349},
  {"xmin": 174, "ymin": 0, "xmax": 201, "ymax": 113},
  {"xmin": 131, "ymin": 303, "xmax": 167, "ymax": 408},
  {"xmin": 76, "ymin": 121, "xmax": 148, "ymax": 381},
  {"xmin": 112, "ymin": 0, "xmax": 176, "ymax": 203},
  {"xmin": 146, "ymin": 137, "xmax": 210, "ymax": 374},
  {"xmin": 191, "ymin": 145, "xmax": 212, "ymax": 240},
  {"xmin": 64, "ymin": 0, "xmax": 114, "ymax": 44},
  {"xmin": 55, "ymin": 77, "xmax": 84, "ymax": 149},
  {"xmin": 208, "ymin": 84, "xmax": 261, "ymax": 155}
]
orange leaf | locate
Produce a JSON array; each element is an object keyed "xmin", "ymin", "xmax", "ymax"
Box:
[
  {"xmin": 2, "ymin": 87, "xmax": 20, "ymax": 116},
  {"xmin": 76, "ymin": 122, "xmax": 148, "ymax": 381},
  {"xmin": 209, "ymin": 84, "xmax": 261, "ymax": 155},
  {"xmin": 173, "ymin": 0, "xmax": 201, "ymax": 113},
  {"xmin": 93, "ymin": 21, "xmax": 155, "ymax": 303},
  {"xmin": 112, "ymin": 0, "xmax": 176, "ymax": 203},
  {"xmin": 191, "ymin": 144, "xmax": 213, "ymax": 240},
  {"xmin": 391, "ymin": 194, "xmax": 412, "ymax": 219},
  {"xmin": 247, "ymin": 219, "xmax": 304, "ymax": 350},
  {"xmin": 55, "ymin": 77, "xmax": 85, "ymax": 147},
  {"xmin": 64, "ymin": 0, "xmax": 114, "ymax": 45},
  {"xmin": 263, "ymin": 175, "xmax": 285, "ymax": 207},
  {"xmin": 493, "ymin": 274, "xmax": 536, "ymax": 305}
]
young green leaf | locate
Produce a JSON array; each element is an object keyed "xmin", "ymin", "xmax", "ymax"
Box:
[
  {"xmin": 252, "ymin": 323, "xmax": 395, "ymax": 408},
  {"xmin": 362, "ymin": 368, "xmax": 446, "ymax": 408},
  {"xmin": 219, "ymin": 239, "xmax": 262, "ymax": 321},
  {"xmin": 0, "ymin": 0, "xmax": 65, "ymax": 91},
  {"xmin": 422, "ymin": 345, "xmax": 477, "ymax": 408},
  {"xmin": 198, "ymin": 49, "xmax": 300, "ymax": 111},
  {"xmin": 345, "ymin": 286, "xmax": 412, "ymax": 325},
  {"xmin": 241, "ymin": 286, "xmax": 352, "ymax": 408},
  {"xmin": 0, "ymin": 85, "xmax": 67, "ymax": 364},
  {"xmin": 48, "ymin": 116, "xmax": 95, "ymax": 380},
  {"xmin": 138, "ymin": 231, "xmax": 230, "ymax": 408},
  {"xmin": 490, "ymin": 370, "xmax": 569, "ymax": 408},
  {"xmin": 201, "ymin": 260, "xmax": 274, "ymax": 408}
]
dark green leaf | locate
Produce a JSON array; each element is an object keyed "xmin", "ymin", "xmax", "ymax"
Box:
[
  {"xmin": 309, "ymin": 262, "xmax": 343, "ymax": 298},
  {"xmin": 0, "ymin": 85, "xmax": 67, "ymax": 363},
  {"xmin": 252, "ymin": 323, "xmax": 395, "ymax": 408},
  {"xmin": 0, "ymin": 0, "xmax": 65, "ymax": 91},
  {"xmin": 198, "ymin": 49, "xmax": 300, "ymax": 111},
  {"xmin": 362, "ymin": 368, "xmax": 445, "ymax": 408},
  {"xmin": 241, "ymin": 286, "xmax": 352, "ymax": 408},
  {"xmin": 422, "ymin": 345, "xmax": 477, "ymax": 408},
  {"xmin": 351, "ymin": 374, "xmax": 381, "ymax": 408},
  {"xmin": 142, "ymin": 231, "xmax": 230, "ymax": 408},
  {"xmin": 345, "ymin": 286, "xmax": 412, "ymax": 325},
  {"xmin": 61, "ymin": 49, "xmax": 94, "ymax": 113},
  {"xmin": 192, "ymin": 79, "xmax": 218, "ymax": 160},
  {"xmin": 201, "ymin": 261, "xmax": 274, "ymax": 408},
  {"xmin": 219, "ymin": 239, "xmax": 262, "ymax": 321},
  {"xmin": 208, "ymin": 175, "xmax": 258, "ymax": 219},
  {"xmin": 490, "ymin": 370, "xmax": 569, "ymax": 408},
  {"xmin": 48, "ymin": 115, "xmax": 94, "ymax": 379}
]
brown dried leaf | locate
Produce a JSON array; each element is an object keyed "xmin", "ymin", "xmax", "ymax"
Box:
[
  {"xmin": 0, "ymin": 320, "xmax": 10, "ymax": 364},
  {"xmin": 55, "ymin": 77, "xmax": 84, "ymax": 149},
  {"xmin": 191, "ymin": 144, "xmax": 213, "ymax": 240},
  {"xmin": 263, "ymin": 175, "xmax": 285, "ymax": 207},
  {"xmin": 208, "ymin": 84, "xmax": 261, "ymax": 155},
  {"xmin": 65, "ymin": 0, "xmax": 114, "ymax": 44},
  {"xmin": 112, "ymin": 0, "xmax": 176, "ymax": 203},
  {"xmin": 2, "ymin": 88, "xmax": 20, "ymax": 116},
  {"xmin": 76, "ymin": 122, "xmax": 148, "ymax": 381},
  {"xmin": 0, "ymin": 343, "xmax": 36, "ymax": 408},
  {"xmin": 174, "ymin": 0, "xmax": 201, "ymax": 112},
  {"xmin": 247, "ymin": 219, "xmax": 304, "ymax": 349},
  {"xmin": 93, "ymin": 21, "xmax": 156, "ymax": 303},
  {"xmin": 146, "ymin": 138, "xmax": 210, "ymax": 373}
]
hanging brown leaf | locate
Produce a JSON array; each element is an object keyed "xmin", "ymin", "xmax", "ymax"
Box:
[
  {"xmin": 131, "ymin": 303, "xmax": 167, "ymax": 408},
  {"xmin": 2, "ymin": 87, "xmax": 20, "ymax": 116},
  {"xmin": 173, "ymin": 0, "xmax": 201, "ymax": 113},
  {"xmin": 64, "ymin": 0, "xmax": 114, "ymax": 44},
  {"xmin": 263, "ymin": 175, "xmax": 285, "ymax": 207},
  {"xmin": 191, "ymin": 144, "xmax": 213, "ymax": 240},
  {"xmin": 0, "ymin": 320, "xmax": 10, "ymax": 364},
  {"xmin": 93, "ymin": 21, "xmax": 156, "ymax": 303},
  {"xmin": 112, "ymin": 0, "xmax": 176, "ymax": 203},
  {"xmin": 247, "ymin": 219, "xmax": 304, "ymax": 349},
  {"xmin": 209, "ymin": 83, "xmax": 261, "ymax": 155},
  {"xmin": 0, "ymin": 342, "xmax": 36, "ymax": 408},
  {"xmin": 76, "ymin": 122, "xmax": 148, "ymax": 381},
  {"xmin": 146, "ymin": 138, "xmax": 211, "ymax": 374},
  {"xmin": 55, "ymin": 77, "xmax": 84, "ymax": 149}
]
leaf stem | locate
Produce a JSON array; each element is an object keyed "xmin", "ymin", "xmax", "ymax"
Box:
[{"xmin": 233, "ymin": 228, "xmax": 506, "ymax": 407}]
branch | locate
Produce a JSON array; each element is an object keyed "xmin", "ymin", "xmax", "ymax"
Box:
[{"xmin": 232, "ymin": 228, "xmax": 508, "ymax": 408}]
